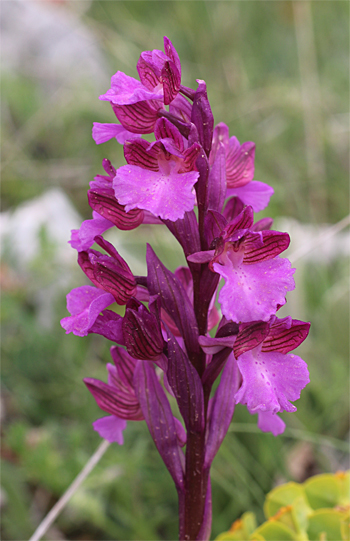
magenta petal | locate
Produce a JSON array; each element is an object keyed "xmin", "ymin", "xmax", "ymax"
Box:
[
  {"xmin": 235, "ymin": 348, "xmax": 310, "ymax": 413},
  {"xmin": 256, "ymin": 410, "xmax": 286, "ymax": 436},
  {"xmin": 169, "ymin": 94, "xmax": 192, "ymax": 123},
  {"xmin": 92, "ymin": 415, "xmax": 127, "ymax": 444},
  {"xmin": 226, "ymin": 139, "xmax": 255, "ymax": 188},
  {"xmin": 243, "ymin": 231, "xmax": 290, "ymax": 264},
  {"xmin": 163, "ymin": 36, "xmax": 181, "ymax": 76},
  {"xmin": 224, "ymin": 205, "xmax": 254, "ymax": 237},
  {"xmin": 60, "ymin": 286, "xmax": 115, "ymax": 336},
  {"xmin": 100, "ymin": 71, "xmax": 162, "ymax": 105},
  {"xmin": 161, "ymin": 60, "xmax": 181, "ymax": 105},
  {"xmin": 137, "ymin": 54, "xmax": 161, "ymax": 90},
  {"xmin": 92, "ymin": 123, "xmax": 138, "ymax": 145},
  {"xmin": 154, "ymin": 117, "xmax": 184, "ymax": 153},
  {"xmin": 69, "ymin": 212, "xmax": 114, "ymax": 252},
  {"xmin": 214, "ymin": 257, "xmax": 295, "ymax": 323},
  {"xmin": 114, "ymin": 165, "xmax": 198, "ymax": 221},
  {"xmin": 262, "ymin": 318, "xmax": 311, "ymax": 354},
  {"xmin": 210, "ymin": 122, "xmax": 229, "ymax": 166},
  {"xmin": 227, "ymin": 181, "xmax": 274, "ymax": 213},
  {"xmin": 233, "ymin": 321, "xmax": 270, "ymax": 358},
  {"xmin": 208, "ymin": 142, "xmax": 226, "ymax": 212},
  {"xmin": 112, "ymin": 101, "xmax": 161, "ymax": 134},
  {"xmin": 199, "ymin": 335, "xmax": 236, "ymax": 355},
  {"xmin": 187, "ymin": 250, "xmax": 215, "ymax": 264},
  {"xmin": 89, "ymin": 310, "xmax": 124, "ymax": 344}
]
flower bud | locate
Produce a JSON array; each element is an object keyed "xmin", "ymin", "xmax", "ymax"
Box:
[
  {"xmin": 78, "ymin": 237, "xmax": 136, "ymax": 305},
  {"xmin": 123, "ymin": 298, "xmax": 164, "ymax": 361}
]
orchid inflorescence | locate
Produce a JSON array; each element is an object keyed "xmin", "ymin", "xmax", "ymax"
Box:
[{"xmin": 61, "ymin": 37, "xmax": 310, "ymax": 540}]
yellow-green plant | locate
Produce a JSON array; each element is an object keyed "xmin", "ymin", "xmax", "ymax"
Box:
[{"xmin": 216, "ymin": 471, "xmax": 349, "ymax": 541}]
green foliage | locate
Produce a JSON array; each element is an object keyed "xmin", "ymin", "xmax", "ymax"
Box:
[{"xmin": 216, "ymin": 471, "xmax": 350, "ymax": 541}]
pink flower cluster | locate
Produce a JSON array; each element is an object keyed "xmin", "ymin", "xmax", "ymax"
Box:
[{"xmin": 61, "ymin": 37, "xmax": 310, "ymax": 540}]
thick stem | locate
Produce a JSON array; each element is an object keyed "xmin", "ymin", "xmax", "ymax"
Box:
[{"xmin": 182, "ymin": 431, "xmax": 208, "ymax": 540}]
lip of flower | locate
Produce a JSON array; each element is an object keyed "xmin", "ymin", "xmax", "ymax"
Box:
[
  {"xmin": 113, "ymin": 134, "xmax": 201, "ymax": 222},
  {"xmin": 233, "ymin": 317, "xmax": 310, "ymax": 414}
]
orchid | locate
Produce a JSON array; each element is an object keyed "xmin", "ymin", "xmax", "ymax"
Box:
[{"xmin": 61, "ymin": 36, "xmax": 310, "ymax": 541}]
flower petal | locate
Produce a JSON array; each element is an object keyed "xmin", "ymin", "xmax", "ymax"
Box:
[
  {"xmin": 88, "ymin": 189, "xmax": 144, "ymax": 231},
  {"xmin": 114, "ymin": 164, "xmax": 198, "ymax": 221},
  {"xmin": 235, "ymin": 348, "xmax": 310, "ymax": 413},
  {"xmin": 226, "ymin": 138, "xmax": 255, "ymax": 188},
  {"xmin": 60, "ymin": 286, "xmax": 115, "ymax": 336},
  {"xmin": 161, "ymin": 60, "xmax": 181, "ymax": 105},
  {"xmin": 262, "ymin": 318, "xmax": 311, "ymax": 354},
  {"xmin": 214, "ymin": 257, "xmax": 295, "ymax": 323},
  {"xmin": 84, "ymin": 377, "xmax": 143, "ymax": 420},
  {"xmin": 100, "ymin": 71, "xmax": 162, "ymax": 105},
  {"xmin": 92, "ymin": 123, "xmax": 138, "ymax": 145},
  {"xmin": 69, "ymin": 212, "xmax": 114, "ymax": 252},
  {"xmin": 92, "ymin": 415, "xmax": 127, "ymax": 444},
  {"xmin": 227, "ymin": 181, "xmax": 274, "ymax": 213},
  {"xmin": 243, "ymin": 231, "xmax": 290, "ymax": 264},
  {"xmin": 89, "ymin": 310, "xmax": 124, "ymax": 344},
  {"xmin": 233, "ymin": 321, "xmax": 270, "ymax": 358},
  {"xmin": 256, "ymin": 410, "xmax": 286, "ymax": 436},
  {"xmin": 112, "ymin": 101, "xmax": 161, "ymax": 134}
]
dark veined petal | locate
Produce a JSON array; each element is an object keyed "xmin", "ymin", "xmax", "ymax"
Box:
[
  {"xmin": 163, "ymin": 36, "xmax": 181, "ymax": 77},
  {"xmin": 223, "ymin": 196, "xmax": 245, "ymax": 223},
  {"xmin": 123, "ymin": 301, "xmax": 164, "ymax": 361},
  {"xmin": 88, "ymin": 189, "xmax": 144, "ymax": 231},
  {"xmin": 84, "ymin": 378, "xmax": 144, "ymax": 420},
  {"xmin": 262, "ymin": 317, "xmax": 310, "ymax": 354},
  {"xmin": 161, "ymin": 60, "xmax": 181, "ymax": 105},
  {"xmin": 154, "ymin": 117, "xmax": 184, "ymax": 153},
  {"xmin": 251, "ymin": 217, "xmax": 274, "ymax": 232},
  {"xmin": 223, "ymin": 205, "xmax": 254, "ymax": 238},
  {"xmin": 209, "ymin": 122, "xmax": 229, "ymax": 166},
  {"xmin": 243, "ymin": 230, "xmax": 290, "ymax": 264},
  {"xmin": 226, "ymin": 138, "xmax": 255, "ymax": 188},
  {"xmin": 136, "ymin": 54, "xmax": 161, "ymax": 90},
  {"xmin": 233, "ymin": 321, "xmax": 270, "ymax": 358},
  {"xmin": 207, "ymin": 141, "xmax": 226, "ymax": 213},
  {"xmin": 112, "ymin": 101, "xmax": 161, "ymax": 134},
  {"xmin": 123, "ymin": 138, "xmax": 159, "ymax": 171},
  {"xmin": 204, "ymin": 210, "xmax": 227, "ymax": 247}
]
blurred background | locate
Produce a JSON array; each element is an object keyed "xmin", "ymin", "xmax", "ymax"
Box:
[{"xmin": 1, "ymin": 1, "xmax": 349, "ymax": 539}]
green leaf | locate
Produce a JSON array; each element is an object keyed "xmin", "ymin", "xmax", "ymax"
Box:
[
  {"xmin": 304, "ymin": 474, "xmax": 341, "ymax": 509},
  {"xmin": 307, "ymin": 509, "xmax": 347, "ymax": 541},
  {"xmin": 215, "ymin": 512, "xmax": 257, "ymax": 540},
  {"xmin": 264, "ymin": 482, "xmax": 306, "ymax": 518},
  {"xmin": 340, "ymin": 511, "xmax": 350, "ymax": 541},
  {"xmin": 251, "ymin": 520, "xmax": 297, "ymax": 540}
]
